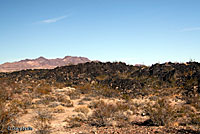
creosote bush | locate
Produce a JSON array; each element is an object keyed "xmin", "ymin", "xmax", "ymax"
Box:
[
  {"xmin": 68, "ymin": 91, "xmax": 80, "ymax": 100},
  {"xmin": 146, "ymin": 98, "xmax": 177, "ymax": 126},
  {"xmin": 65, "ymin": 114, "xmax": 86, "ymax": 128},
  {"xmin": 0, "ymin": 102, "xmax": 19, "ymax": 134},
  {"xmin": 33, "ymin": 108, "xmax": 52, "ymax": 134},
  {"xmin": 74, "ymin": 106, "xmax": 90, "ymax": 115},
  {"xmin": 76, "ymin": 83, "xmax": 93, "ymax": 94},
  {"xmin": 94, "ymin": 84, "xmax": 120, "ymax": 98},
  {"xmin": 88, "ymin": 100, "xmax": 131, "ymax": 127},
  {"xmin": 0, "ymin": 89, "xmax": 19, "ymax": 134},
  {"xmin": 34, "ymin": 83, "xmax": 52, "ymax": 96}
]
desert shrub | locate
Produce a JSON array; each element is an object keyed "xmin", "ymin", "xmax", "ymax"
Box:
[
  {"xmin": 76, "ymin": 83, "xmax": 92, "ymax": 94},
  {"xmin": 146, "ymin": 96, "xmax": 200, "ymax": 128},
  {"xmin": 0, "ymin": 105, "xmax": 18, "ymax": 134},
  {"xmin": 65, "ymin": 114, "xmax": 86, "ymax": 128},
  {"xmin": 88, "ymin": 104, "xmax": 116, "ymax": 127},
  {"xmin": 99, "ymin": 88, "xmax": 119, "ymax": 98},
  {"xmin": 56, "ymin": 94, "xmax": 73, "ymax": 107},
  {"xmin": 117, "ymin": 72, "xmax": 131, "ymax": 79},
  {"xmin": 78, "ymin": 101, "xmax": 85, "ymax": 105},
  {"xmin": 146, "ymin": 98, "xmax": 176, "ymax": 126},
  {"xmin": 113, "ymin": 111, "xmax": 130, "ymax": 127},
  {"xmin": 63, "ymin": 99, "xmax": 74, "ymax": 107},
  {"xmin": 88, "ymin": 100, "xmax": 105, "ymax": 109},
  {"xmin": 115, "ymin": 101, "xmax": 130, "ymax": 111},
  {"xmin": 74, "ymin": 106, "xmax": 90, "ymax": 115},
  {"xmin": 81, "ymin": 97, "xmax": 92, "ymax": 101},
  {"xmin": 40, "ymin": 95, "xmax": 57, "ymax": 105},
  {"xmin": 190, "ymin": 113, "xmax": 200, "ymax": 127},
  {"xmin": 34, "ymin": 83, "xmax": 52, "ymax": 96},
  {"xmin": 48, "ymin": 102, "xmax": 60, "ymax": 108},
  {"xmin": 53, "ymin": 82, "xmax": 65, "ymax": 89},
  {"xmin": 53, "ymin": 106, "xmax": 65, "ymax": 113},
  {"xmin": 0, "ymin": 89, "xmax": 20, "ymax": 134},
  {"xmin": 68, "ymin": 91, "xmax": 80, "ymax": 100},
  {"xmin": 96, "ymin": 75, "xmax": 108, "ymax": 81},
  {"xmin": 57, "ymin": 94, "xmax": 70, "ymax": 103},
  {"xmin": 57, "ymin": 97, "xmax": 73, "ymax": 107},
  {"xmin": 174, "ymin": 105, "xmax": 197, "ymax": 126},
  {"xmin": 88, "ymin": 100, "xmax": 130, "ymax": 127},
  {"xmin": 183, "ymin": 95, "xmax": 200, "ymax": 127},
  {"xmin": 121, "ymin": 93, "xmax": 132, "ymax": 102},
  {"xmin": 33, "ymin": 109, "xmax": 52, "ymax": 134},
  {"xmin": 22, "ymin": 97, "xmax": 32, "ymax": 109},
  {"xmin": 11, "ymin": 98, "xmax": 32, "ymax": 111},
  {"xmin": 94, "ymin": 84, "xmax": 120, "ymax": 98},
  {"xmin": 0, "ymin": 101, "xmax": 20, "ymax": 133}
]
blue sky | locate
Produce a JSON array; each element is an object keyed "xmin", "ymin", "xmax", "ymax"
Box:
[{"xmin": 0, "ymin": 0, "xmax": 200, "ymax": 65}]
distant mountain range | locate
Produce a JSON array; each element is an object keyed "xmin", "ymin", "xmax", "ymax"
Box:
[{"xmin": 0, "ymin": 56, "xmax": 92, "ymax": 72}]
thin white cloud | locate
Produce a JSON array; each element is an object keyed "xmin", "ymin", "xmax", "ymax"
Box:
[
  {"xmin": 181, "ymin": 27, "xmax": 200, "ymax": 32},
  {"xmin": 40, "ymin": 15, "xmax": 67, "ymax": 24}
]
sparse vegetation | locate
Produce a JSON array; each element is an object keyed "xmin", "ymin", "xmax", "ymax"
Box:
[
  {"xmin": 145, "ymin": 98, "xmax": 177, "ymax": 126},
  {"xmin": 87, "ymin": 100, "xmax": 131, "ymax": 127},
  {"xmin": 1, "ymin": 61, "xmax": 200, "ymax": 133},
  {"xmin": 33, "ymin": 109, "xmax": 52, "ymax": 134},
  {"xmin": 34, "ymin": 83, "xmax": 52, "ymax": 96},
  {"xmin": 74, "ymin": 106, "xmax": 90, "ymax": 115},
  {"xmin": 0, "ymin": 88, "xmax": 19, "ymax": 134}
]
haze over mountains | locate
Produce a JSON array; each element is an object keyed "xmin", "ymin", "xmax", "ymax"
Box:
[{"xmin": 0, "ymin": 56, "xmax": 91, "ymax": 72}]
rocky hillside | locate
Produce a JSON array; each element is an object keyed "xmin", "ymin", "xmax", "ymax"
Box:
[
  {"xmin": 1, "ymin": 61, "xmax": 200, "ymax": 133},
  {"xmin": 0, "ymin": 56, "xmax": 91, "ymax": 72},
  {"xmin": 2, "ymin": 61, "xmax": 200, "ymax": 96}
]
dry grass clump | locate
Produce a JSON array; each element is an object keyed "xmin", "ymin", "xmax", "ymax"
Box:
[
  {"xmin": 81, "ymin": 97, "xmax": 92, "ymax": 101},
  {"xmin": 88, "ymin": 100, "xmax": 131, "ymax": 127},
  {"xmin": 56, "ymin": 94, "xmax": 70, "ymax": 103},
  {"xmin": 76, "ymin": 83, "xmax": 120, "ymax": 98},
  {"xmin": 53, "ymin": 105, "xmax": 65, "ymax": 113},
  {"xmin": 68, "ymin": 91, "xmax": 80, "ymax": 100},
  {"xmin": 34, "ymin": 83, "xmax": 52, "ymax": 96},
  {"xmin": 88, "ymin": 100, "xmax": 105, "ymax": 109},
  {"xmin": 0, "ymin": 101, "xmax": 19, "ymax": 134},
  {"xmin": 40, "ymin": 95, "xmax": 57, "ymax": 105},
  {"xmin": 56, "ymin": 94, "xmax": 73, "ymax": 107},
  {"xmin": 94, "ymin": 84, "xmax": 120, "ymax": 98},
  {"xmin": 65, "ymin": 114, "xmax": 86, "ymax": 128},
  {"xmin": 75, "ymin": 83, "xmax": 93, "ymax": 94},
  {"xmin": 145, "ymin": 98, "xmax": 177, "ymax": 126},
  {"xmin": 21, "ymin": 96, "xmax": 32, "ymax": 109},
  {"xmin": 144, "ymin": 95, "xmax": 200, "ymax": 129},
  {"xmin": 63, "ymin": 99, "xmax": 74, "ymax": 107},
  {"xmin": 0, "ymin": 89, "xmax": 20, "ymax": 134},
  {"xmin": 96, "ymin": 75, "xmax": 108, "ymax": 81},
  {"xmin": 33, "ymin": 108, "xmax": 52, "ymax": 134},
  {"xmin": 48, "ymin": 102, "xmax": 60, "ymax": 108},
  {"xmin": 78, "ymin": 100, "xmax": 85, "ymax": 105},
  {"xmin": 44, "ymin": 95, "xmax": 57, "ymax": 102},
  {"xmin": 53, "ymin": 82, "xmax": 66, "ymax": 89},
  {"xmin": 115, "ymin": 101, "xmax": 131, "ymax": 111},
  {"xmin": 182, "ymin": 95, "xmax": 200, "ymax": 127},
  {"xmin": 74, "ymin": 106, "xmax": 90, "ymax": 115}
]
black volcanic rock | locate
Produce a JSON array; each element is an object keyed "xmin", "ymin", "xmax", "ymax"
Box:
[{"xmin": 1, "ymin": 61, "xmax": 200, "ymax": 97}]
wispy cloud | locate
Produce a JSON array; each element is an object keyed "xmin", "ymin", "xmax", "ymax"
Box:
[
  {"xmin": 181, "ymin": 27, "xmax": 200, "ymax": 32},
  {"xmin": 39, "ymin": 15, "xmax": 68, "ymax": 24}
]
